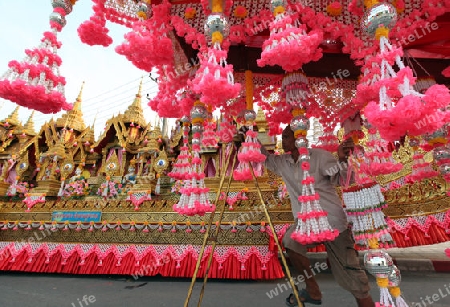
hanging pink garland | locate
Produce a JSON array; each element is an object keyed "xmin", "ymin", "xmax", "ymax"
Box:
[
  {"xmin": 358, "ymin": 123, "xmax": 403, "ymax": 176},
  {"xmin": 116, "ymin": 1, "xmax": 174, "ymax": 72},
  {"xmin": 0, "ymin": 2, "xmax": 74, "ymax": 114},
  {"xmin": 191, "ymin": 41, "xmax": 241, "ymax": 109},
  {"xmin": 290, "ymin": 113, "xmax": 339, "ymax": 244},
  {"xmin": 201, "ymin": 120, "xmax": 218, "ymax": 148},
  {"xmin": 364, "ymin": 34, "xmax": 450, "ymax": 142},
  {"xmin": 168, "ymin": 118, "xmax": 192, "ymax": 181},
  {"xmin": 77, "ymin": 0, "xmax": 113, "ymax": 47},
  {"xmin": 173, "ymin": 103, "xmax": 215, "ymax": 216},
  {"xmin": 216, "ymin": 116, "xmax": 236, "ymax": 144},
  {"xmin": 257, "ymin": 7, "xmax": 323, "ymax": 72}
]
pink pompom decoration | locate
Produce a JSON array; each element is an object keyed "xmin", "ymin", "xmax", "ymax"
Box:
[
  {"xmin": 258, "ymin": 13, "xmax": 323, "ymax": 72},
  {"xmin": 116, "ymin": 2, "xmax": 174, "ymax": 72},
  {"xmin": 233, "ymin": 168, "xmax": 253, "ymax": 181},
  {"xmin": 217, "ymin": 120, "xmax": 236, "ymax": 144},
  {"xmin": 301, "ymin": 161, "xmax": 310, "ymax": 171},
  {"xmin": 191, "ymin": 47, "xmax": 241, "ymax": 108},
  {"xmin": 77, "ymin": 16, "xmax": 113, "ymax": 47}
]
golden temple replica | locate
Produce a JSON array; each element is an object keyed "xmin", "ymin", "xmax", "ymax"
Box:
[{"xmin": 0, "ymin": 81, "xmax": 449, "ymax": 279}]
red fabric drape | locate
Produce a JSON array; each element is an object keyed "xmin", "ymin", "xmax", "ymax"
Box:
[{"xmin": 0, "ymin": 247, "xmax": 284, "ymax": 280}]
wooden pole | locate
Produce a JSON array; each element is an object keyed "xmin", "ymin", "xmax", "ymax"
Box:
[
  {"xmin": 196, "ymin": 154, "xmax": 237, "ymax": 307},
  {"xmin": 184, "ymin": 144, "xmax": 236, "ymax": 307},
  {"xmin": 248, "ymin": 162, "xmax": 302, "ymax": 307}
]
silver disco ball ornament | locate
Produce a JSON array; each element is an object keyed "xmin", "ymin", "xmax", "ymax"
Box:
[
  {"xmin": 138, "ymin": 3, "xmax": 148, "ymax": 13},
  {"xmin": 364, "ymin": 249, "xmax": 393, "ymax": 277},
  {"xmin": 300, "ymin": 154, "xmax": 310, "ymax": 160},
  {"xmin": 180, "ymin": 116, "xmax": 190, "ymax": 123},
  {"xmin": 388, "ymin": 265, "xmax": 401, "ymax": 287},
  {"xmin": 361, "ymin": 3, "xmax": 397, "ymax": 37},
  {"xmin": 290, "ymin": 115, "xmax": 310, "ymax": 132},
  {"xmin": 439, "ymin": 163, "xmax": 450, "ymax": 177},
  {"xmin": 433, "ymin": 147, "xmax": 450, "ymax": 162},
  {"xmin": 52, "ymin": 0, "xmax": 73, "ymax": 15},
  {"xmin": 191, "ymin": 124, "xmax": 204, "ymax": 134},
  {"xmin": 270, "ymin": 0, "xmax": 287, "ymax": 12},
  {"xmin": 295, "ymin": 138, "xmax": 308, "ymax": 149},
  {"xmin": 425, "ymin": 127, "xmax": 448, "ymax": 143},
  {"xmin": 49, "ymin": 12, "xmax": 67, "ymax": 28},
  {"xmin": 363, "ymin": 119, "xmax": 373, "ymax": 130},
  {"xmin": 408, "ymin": 138, "xmax": 420, "ymax": 148},
  {"xmin": 204, "ymin": 13, "xmax": 230, "ymax": 40},
  {"xmin": 190, "ymin": 104, "xmax": 207, "ymax": 124},
  {"xmin": 243, "ymin": 110, "xmax": 256, "ymax": 122}
]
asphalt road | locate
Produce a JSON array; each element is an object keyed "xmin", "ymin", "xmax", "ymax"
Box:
[{"xmin": 0, "ymin": 271, "xmax": 449, "ymax": 307}]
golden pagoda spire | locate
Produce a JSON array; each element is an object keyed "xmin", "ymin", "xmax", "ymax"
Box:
[
  {"xmin": 23, "ymin": 111, "xmax": 37, "ymax": 136},
  {"xmin": 82, "ymin": 125, "xmax": 95, "ymax": 146},
  {"xmin": 255, "ymin": 107, "xmax": 268, "ymax": 132},
  {"xmin": 255, "ymin": 107, "xmax": 276, "ymax": 150},
  {"xmin": 123, "ymin": 77, "xmax": 147, "ymax": 128},
  {"xmin": 73, "ymin": 81, "xmax": 85, "ymax": 111},
  {"xmin": 4, "ymin": 106, "xmax": 21, "ymax": 126},
  {"xmin": 56, "ymin": 82, "xmax": 86, "ymax": 132}
]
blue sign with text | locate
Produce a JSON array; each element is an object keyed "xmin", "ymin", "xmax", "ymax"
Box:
[{"xmin": 52, "ymin": 211, "xmax": 102, "ymax": 222}]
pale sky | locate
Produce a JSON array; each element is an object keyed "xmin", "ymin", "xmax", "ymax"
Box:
[{"xmin": 0, "ymin": 1, "xmax": 160, "ymax": 138}]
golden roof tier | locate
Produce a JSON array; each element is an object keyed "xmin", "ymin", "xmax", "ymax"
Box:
[
  {"xmin": 255, "ymin": 107, "xmax": 276, "ymax": 151},
  {"xmin": 56, "ymin": 82, "xmax": 86, "ymax": 132},
  {"xmin": 2, "ymin": 106, "xmax": 21, "ymax": 127},
  {"xmin": 22, "ymin": 111, "xmax": 37, "ymax": 136},
  {"xmin": 121, "ymin": 78, "xmax": 147, "ymax": 129}
]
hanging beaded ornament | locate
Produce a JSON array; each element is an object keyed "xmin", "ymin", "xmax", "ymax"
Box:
[
  {"xmin": 233, "ymin": 109, "xmax": 266, "ymax": 180},
  {"xmin": 201, "ymin": 119, "xmax": 218, "ymax": 149},
  {"xmin": 290, "ymin": 111, "xmax": 339, "ymax": 244},
  {"xmin": 342, "ymin": 182, "xmax": 395, "ymax": 250},
  {"xmin": 173, "ymin": 102, "xmax": 215, "ymax": 216},
  {"xmin": 404, "ymin": 137, "xmax": 438, "ymax": 183},
  {"xmin": 168, "ymin": 116, "xmax": 192, "ymax": 181},
  {"xmin": 191, "ymin": 12, "xmax": 241, "ymax": 108},
  {"xmin": 362, "ymin": 3, "xmax": 450, "ymax": 142},
  {"xmin": 257, "ymin": 0, "xmax": 322, "ymax": 72},
  {"xmin": 387, "ymin": 265, "xmax": 409, "ymax": 307},
  {"xmin": 115, "ymin": 0, "xmax": 174, "ymax": 72},
  {"xmin": 364, "ymin": 246, "xmax": 396, "ymax": 307},
  {"xmin": 359, "ymin": 121, "xmax": 403, "ymax": 176},
  {"xmin": 0, "ymin": 0, "xmax": 74, "ymax": 113}
]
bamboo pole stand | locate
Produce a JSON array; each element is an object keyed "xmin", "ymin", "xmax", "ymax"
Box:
[{"xmin": 184, "ymin": 157, "xmax": 302, "ymax": 307}]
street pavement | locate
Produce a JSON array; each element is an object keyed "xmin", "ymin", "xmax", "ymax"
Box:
[
  {"xmin": 1, "ymin": 242, "xmax": 449, "ymax": 307},
  {"xmin": 0, "ymin": 270, "xmax": 449, "ymax": 307}
]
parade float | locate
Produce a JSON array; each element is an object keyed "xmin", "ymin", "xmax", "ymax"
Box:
[{"xmin": 0, "ymin": 0, "xmax": 449, "ymax": 293}]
